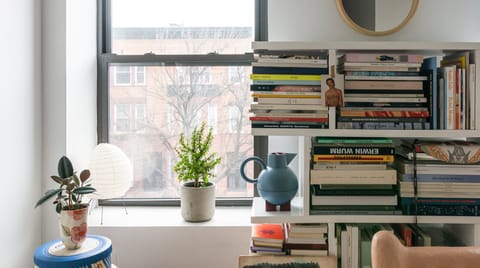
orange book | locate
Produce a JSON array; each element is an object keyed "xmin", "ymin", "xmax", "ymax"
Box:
[{"xmin": 251, "ymin": 223, "xmax": 285, "ymax": 243}]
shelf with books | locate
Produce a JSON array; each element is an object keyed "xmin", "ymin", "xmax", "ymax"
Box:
[{"xmin": 248, "ymin": 41, "xmax": 480, "ymax": 260}]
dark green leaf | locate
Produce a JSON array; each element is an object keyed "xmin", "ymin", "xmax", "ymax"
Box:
[
  {"xmin": 58, "ymin": 156, "xmax": 74, "ymax": 178},
  {"xmin": 35, "ymin": 188, "xmax": 62, "ymax": 208},
  {"xmin": 73, "ymin": 186, "xmax": 96, "ymax": 195},
  {"xmin": 72, "ymin": 174, "xmax": 80, "ymax": 187},
  {"xmin": 56, "ymin": 202, "xmax": 62, "ymax": 213}
]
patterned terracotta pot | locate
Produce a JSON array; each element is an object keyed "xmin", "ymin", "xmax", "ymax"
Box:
[{"xmin": 58, "ymin": 205, "xmax": 89, "ymax": 250}]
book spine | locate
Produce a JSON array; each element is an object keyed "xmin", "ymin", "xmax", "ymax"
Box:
[
  {"xmin": 250, "ymin": 103, "xmax": 328, "ymax": 111},
  {"xmin": 341, "ymin": 53, "xmax": 423, "ymax": 63},
  {"xmin": 343, "ymin": 97, "xmax": 427, "ymax": 103},
  {"xmin": 252, "ymin": 122, "xmax": 329, "ymax": 129},
  {"xmin": 250, "ymin": 116, "xmax": 328, "ymax": 122},
  {"xmin": 342, "ymin": 62, "xmax": 421, "ymax": 68},
  {"xmin": 339, "ymin": 110, "xmax": 429, "ymax": 117},
  {"xmin": 250, "ymin": 74, "xmax": 322, "ymax": 81},
  {"xmin": 339, "ymin": 66, "xmax": 421, "ymax": 72},
  {"xmin": 345, "ymin": 75, "xmax": 427, "ymax": 81},
  {"xmin": 337, "ymin": 117, "xmax": 427, "ymax": 123},
  {"xmin": 252, "ymin": 93, "xmax": 322, "ymax": 99},
  {"xmin": 399, "ymin": 173, "xmax": 480, "ymax": 183},
  {"xmin": 250, "ymin": 84, "xmax": 322, "ymax": 91},
  {"xmin": 252, "ymin": 79, "xmax": 322, "ymax": 85},
  {"xmin": 344, "ymin": 71, "xmax": 420, "ymax": 76},
  {"xmin": 312, "ymin": 154, "xmax": 395, "ymax": 163},
  {"xmin": 345, "ymin": 80, "xmax": 424, "ymax": 90},
  {"xmin": 401, "ymin": 204, "xmax": 479, "ymax": 216},
  {"xmin": 254, "ymin": 97, "xmax": 323, "ymax": 105},
  {"xmin": 252, "ymin": 66, "xmax": 328, "ymax": 75},
  {"xmin": 312, "ymin": 146, "xmax": 394, "ymax": 155},
  {"xmin": 344, "ymin": 102, "xmax": 427, "ymax": 108}
]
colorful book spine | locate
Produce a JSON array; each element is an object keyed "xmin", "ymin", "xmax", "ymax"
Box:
[
  {"xmin": 251, "ymin": 79, "xmax": 321, "ymax": 85},
  {"xmin": 252, "ymin": 122, "xmax": 328, "ymax": 129},
  {"xmin": 312, "ymin": 154, "xmax": 395, "ymax": 163},
  {"xmin": 339, "ymin": 109, "xmax": 429, "ymax": 118},
  {"xmin": 399, "ymin": 173, "xmax": 480, "ymax": 183},
  {"xmin": 344, "ymin": 80, "xmax": 424, "ymax": 90},
  {"xmin": 250, "ymin": 84, "xmax": 321, "ymax": 91},
  {"xmin": 250, "ymin": 116, "xmax": 328, "ymax": 123},
  {"xmin": 312, "ymin": 146, "xmax": 394, "ymax": 155}
]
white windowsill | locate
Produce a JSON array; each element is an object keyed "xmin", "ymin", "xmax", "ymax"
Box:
[{"xmin": 88, "ymin": 206, "xmax": 252, "ymax": 227}]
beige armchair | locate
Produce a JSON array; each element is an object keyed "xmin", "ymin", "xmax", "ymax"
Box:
[{"xmin": 371, "ymin": 230, "xmax": 480, "ymax": 268}]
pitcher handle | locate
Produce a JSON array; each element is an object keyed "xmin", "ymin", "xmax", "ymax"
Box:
[{"xmin": 240, "ymin": 156, "xmax": 266, "ymax": 184}]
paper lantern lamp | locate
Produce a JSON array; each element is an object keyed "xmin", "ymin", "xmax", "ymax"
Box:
[{"xmin": 89, "ymin": 143, "xmax": 133, "ymax": 199}]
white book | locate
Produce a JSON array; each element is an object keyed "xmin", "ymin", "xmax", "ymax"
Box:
[
  {"xmin": 310, "ymin": 168, "xmax": 397, "ymax": 185},
  {"xmin": 311, "ymin": 195, "xmax": 398, "ymax": 206},
  {"xmin": 289, "ymin": 249, "xmax": 328, "ymax": 256}
]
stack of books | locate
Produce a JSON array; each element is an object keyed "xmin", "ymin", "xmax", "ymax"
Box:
[
  {"xmin": 396, "ymin": 140, "xmax": 480, "ymax": 216},
  {"xmin": 250, "ymin": 223, "xmax": 286, "ymax": 255},
  {"xmin": 284, "ymin": 223, "xmax": 329, "ymax": 256},
  {"xmin": 310, "ymin": 137, "xmax": 399, "ymax": 215},
  {"xmin": 337, "ymin": 52, "xmax": 430, "ymax": 130},
  {"xmin": 249, "ymin": 52, "xmax": 330, "ymax": 129}
]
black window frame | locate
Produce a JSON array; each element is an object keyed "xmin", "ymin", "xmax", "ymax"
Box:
[{"xmin": 96, "ymin": 0, "xmax": 268, "ymax": 206}]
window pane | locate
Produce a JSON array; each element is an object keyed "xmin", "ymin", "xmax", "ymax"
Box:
[
  {"xmin": 108, "ymin": 64, "xmax": 254, "ymax": 199},
  {"xmin": 111, "ymin": 0, "xmax": 254, "ymax": 55}
]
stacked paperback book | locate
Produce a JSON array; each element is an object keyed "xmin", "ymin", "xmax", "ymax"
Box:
[
  {"xmin": 310, "ymin": 137, "xmax": 399, "ymax": 215},
  {"xmin": 396, "ymin": 140, "xmax": 480, "ymax": 216},
  {"xmin": 284, "ymin": 223, "xmax": 329, "ymax": 256},
  {"xmin": 337, "ymin": 52, "xmax": 430, "ymax": 130},
  {"xmin": 250, "ymin": 52, "xmax": 330, "ymax": 129},
  {"xmin": 250, "ymin": 223, "xmax": 286, "ymax": 255}
]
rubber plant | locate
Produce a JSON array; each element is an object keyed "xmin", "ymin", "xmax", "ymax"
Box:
[
  {"xmin": 35, "ymin": 156, "xmax": 96, "ymax": 213},
  {"xmin": 174, "ymin": 121, "xmax": 221, "ymax": 187}
]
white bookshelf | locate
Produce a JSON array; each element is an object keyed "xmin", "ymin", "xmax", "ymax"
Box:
[{"xmin": 249, "ymin": 41, "xmax": 480, "ymax": 249}]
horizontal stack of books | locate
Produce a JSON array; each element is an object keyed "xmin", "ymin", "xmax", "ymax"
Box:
[
  {"xmin": 284, "ymin": 223, "xmax": 328, "ymax": 256},
  {"xmin": 250, "ymin": 52, "xmax": 330, "ymax": 129},
  {"xmin": 250, "ymin": 223, "xmax": 286, "ymax": 255},
  {"xmin": 310, "ymin": 137, "xmax": 399, "ymax": 215},
  {"xmin": 337, "ymin": 52, "xmax": 430, "ymax": 130},
  {"xmin": 396, "ymin": 140, "xmax": 480, "ymax": 216}
]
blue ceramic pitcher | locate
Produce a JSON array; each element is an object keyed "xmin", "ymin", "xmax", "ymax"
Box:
[{"xmin": 240, "ymin": 152, "xmax": 298, "ymax": 205}]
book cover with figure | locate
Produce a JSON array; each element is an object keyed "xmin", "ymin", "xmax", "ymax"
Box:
[{"xmin": 321, "ymin": 74, "xmax": 344, "ymax": 107}]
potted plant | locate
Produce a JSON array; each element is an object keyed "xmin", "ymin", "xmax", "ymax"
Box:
[
  {"xmin": 174, "ymin": 121, "xmax": 221, "ymax": 222},
  {"xmin": 35, "ymin": 156, "xmax": 96, "ymax": 249}
]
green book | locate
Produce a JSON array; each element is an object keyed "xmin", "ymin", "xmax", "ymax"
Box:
[{"xmin": 359, "ymin": 226, "xmax": 373, "ymax": 268}]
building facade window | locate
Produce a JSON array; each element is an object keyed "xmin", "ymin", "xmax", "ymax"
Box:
[{"xmin": 98, "ymin": 0, "xmax": 267, "ymax": 205}]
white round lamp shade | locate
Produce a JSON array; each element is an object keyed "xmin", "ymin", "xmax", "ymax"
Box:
[{"xmin": 89, "ymin": 143, "xmax": 133, "ymax": 199}]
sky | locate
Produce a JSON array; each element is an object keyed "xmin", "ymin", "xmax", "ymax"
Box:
[{"xmin": 112, "ymin": 0, "xmax": 254, "ymax": 28}]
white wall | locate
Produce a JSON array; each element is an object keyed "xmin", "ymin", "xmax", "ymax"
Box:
[
  {"xmin": 0, "ymin": 0, "xmax": 42, "ymax": 267},
  {"xmin": 42, "ymin": 0, "xmax": 98, "ymax": 242},
  {"xmin": 268, "ymin": 0, "xmax": 480, "ymax": 41}
]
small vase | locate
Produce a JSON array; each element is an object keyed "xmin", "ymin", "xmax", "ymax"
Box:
[
  {"xmin": 180, "ymin": 182, "xmax": 216, "ymax": 222},
  {"xmin": 58, "ymin": 205, "xmax": 89, "ymax": 250}
]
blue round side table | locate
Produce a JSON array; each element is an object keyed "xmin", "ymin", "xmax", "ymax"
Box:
[{"xmin": 34, "ymin": 234, "xmax": 114, "ymax": 268}]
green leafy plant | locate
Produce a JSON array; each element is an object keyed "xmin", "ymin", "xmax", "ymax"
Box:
[
  {"xmin": 174, "ymin": 121, "xmax": 221, "ymax": 188},
  {"xmin": 35, "ymin": 156, "xmax": 96, "ymax": 213}
]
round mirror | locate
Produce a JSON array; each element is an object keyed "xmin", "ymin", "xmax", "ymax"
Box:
[{"xmin": 336, "ymin": 0, "xmax": 419, "ymax": 36}]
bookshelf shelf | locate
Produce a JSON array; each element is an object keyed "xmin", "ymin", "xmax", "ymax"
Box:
[
  {"xmin": 252, "ymin": 129, "xmax": 480, "ymax": 139},
  {"xmin": 251, "ymin": 198, "xmax": 416, "ymax": 224}
]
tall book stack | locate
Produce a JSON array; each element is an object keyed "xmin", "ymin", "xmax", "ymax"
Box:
[
  {"xmin": 250, "ymin": 51, "xmax": 330, "ymax": 129},
  {"xmin": 310, "ymin": 137, "xmax": 399, "ymax": 215},
  {"xmin": 396, "ymin": 140, "xmax": 480, "ymax": 216},
  {"xmin": 437, "ymin": 52, "xmax": 476, "ymax": 130},
  {"xmin": 250, "ymin": 223, "xmax": 286, "ymax": 255},
  {"xmin": 337, "ymin": 52, "xmax": 431, "ymax": 130},
  {"xmin": 284, "ymin": 223, "xmax": 329, "ymax": 256}
]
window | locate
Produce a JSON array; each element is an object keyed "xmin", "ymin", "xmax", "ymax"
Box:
[
  {"xmin": 114, "ymin": 66, "xmax": 131, "ymax": 85},
  {"xmin": 98, "ymin": 0, "xmax": 267, "ymax": 205},
  {"xmin": 134, "ymin": 66, "xmax": 146, "ymax": 85},
  {"xmin": 114, "ymin": 103, "xmax": 131, "ymax": 132}
]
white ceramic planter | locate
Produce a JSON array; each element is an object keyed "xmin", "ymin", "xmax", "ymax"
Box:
[
  {"xmin": 180, "ymin": 182, "xmax": 216, "ymax": 222},
  {"xmin": 58, "ymin": 205, "xmax": 89, "ymax": 250}
]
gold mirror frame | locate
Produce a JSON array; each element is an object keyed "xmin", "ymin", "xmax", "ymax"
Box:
[{"xmin": 336, "ymin": 0, "xmax": 419, "ymax": 36}]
